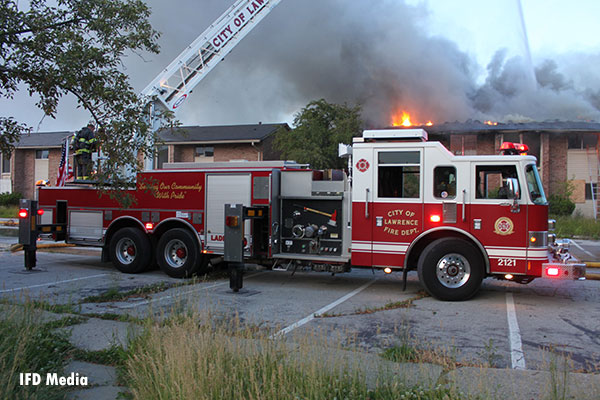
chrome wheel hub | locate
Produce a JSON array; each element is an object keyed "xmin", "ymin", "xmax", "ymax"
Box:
[
  {"xmin": 116, "ymin": 238, "xmax": 136, "ymax": 265},
  {"xmin": 436, "ymin": 253, "xmax": 471, "ymax": 288},
  {"xmin": 164, "ymin": 239, "xmax": 188, "ymax": 269}
]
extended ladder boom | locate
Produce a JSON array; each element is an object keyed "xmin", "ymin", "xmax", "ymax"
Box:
[{"xmin": 142, "ymin": 0, "xmax": 281, "ymax": 113}]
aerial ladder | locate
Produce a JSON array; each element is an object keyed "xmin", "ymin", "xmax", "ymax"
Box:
[{"xmin": 141, "ymin": 0, "xmax": 282, "ymax": 169}]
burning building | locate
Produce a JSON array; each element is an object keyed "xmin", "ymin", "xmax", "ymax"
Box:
[{"xmin": 400, "ymin": 119, "xmax": 600, "ymax": 218}]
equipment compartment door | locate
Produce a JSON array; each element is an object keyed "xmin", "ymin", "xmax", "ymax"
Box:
[{"xmin": 205, "ymin": 174, "xmax": 251, "ymax": 252}]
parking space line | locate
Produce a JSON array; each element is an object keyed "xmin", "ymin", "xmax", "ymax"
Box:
[
  {"xmin": 0, "ymin": 273, "xmax": 111, "ymax": 294},
  {"xmin": 270, "ymin": 278, "xmax": 377, "ymax": 339},
  {"xmin": 570, "ymin": 239, "xmax": 595, "ymax": 259},
  {"xmin": 118, "ymin": 271, "xmax": 267, "ymax": 309},
  {"xmin": 506, "ymin": 292, "xmax": 526, "ymax": 370}
]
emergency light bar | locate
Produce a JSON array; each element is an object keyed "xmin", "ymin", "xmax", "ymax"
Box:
[{"xmin": 500, "ymin": 142, "xmax": 529, "ymax": 155}]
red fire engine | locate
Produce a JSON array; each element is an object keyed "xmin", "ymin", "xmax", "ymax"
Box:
[{"xmin": 19, "ymin": 129, "xmax": 585, "ymax": 301}]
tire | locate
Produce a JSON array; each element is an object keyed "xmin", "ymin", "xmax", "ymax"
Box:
[
  {"xmin": 417, "ymin": 238, "xmax": 484, "ymax": 301},
  {"xmin": 109, "ymin": 227, "xmax": 152, "ymax": 274},
  {"xmin": 156, "ymin": 228, "xmax": 201, "ymax": 278}
]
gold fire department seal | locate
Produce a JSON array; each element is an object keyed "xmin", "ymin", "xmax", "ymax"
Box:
[{"xmin": 494, "ymin": 217, "xmax": 514, "ymax": 235}]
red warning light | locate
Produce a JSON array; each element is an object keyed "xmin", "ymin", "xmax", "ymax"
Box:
[
  {"xmin": 19, "ymin": 209, "xmax": 28, "ymax": 218},
  {"xmin": 430, "ymin": 214, "xmax": 441, "ymax": 223},
  {"xmin": 37, "ymin": 209, "xmax": 44, "ymax": 216},
  {"xmin": 546, "ymin": 267, "xmax": 560, "ymax": 276},
  {"xmin": 145, "ymin": 222, "xmax": 154, "ymax": 230}
]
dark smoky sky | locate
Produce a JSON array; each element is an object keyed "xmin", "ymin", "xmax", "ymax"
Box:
[{"xmin": 5, "ymin": 0, "xmax": 600, "ymax": 131}]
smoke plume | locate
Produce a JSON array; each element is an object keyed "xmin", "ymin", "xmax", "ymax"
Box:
[{"xmin": 131, "ymin": 0, "xmax": 600, "ymax": 126}]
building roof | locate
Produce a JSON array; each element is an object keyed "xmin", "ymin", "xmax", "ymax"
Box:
[
  {"xmin": 420, "ymin": 120, "xmax": 600, "ymax": 134},
  {"xmin": 158, "ymin": 123, "xmax": 289, "ymax": 144},
  {"xmin": 16, "ymin": 131, "xmax": 73, "ymax": 149},
  {"xmin": 12, "ymin": 123, "xmax": 290, "ymax": 149}
]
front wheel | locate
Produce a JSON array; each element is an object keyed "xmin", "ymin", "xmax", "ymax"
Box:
[
  {"xmin": 417, "ymin": 238, "xmax": 484, "ymax": 301},
  {"xmin": 156, "ymin": 228, "xmax": 201, "ymax": 278}
]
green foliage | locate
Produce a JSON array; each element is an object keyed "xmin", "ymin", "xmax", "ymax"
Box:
[
  {"xmin": 381, "ymin": 344, "xmax": 420, "ymax": 363},
  {"xmin": 73, "ymin": 343, "xmax": 127, "ymax": 366},
  {"xmin": 549, "ymin": 195, "xmax": 576, "ymax": 216},
  {"xmin": 0, "ymin": 192, "xmax": 21, "ymax": 206},
  {"xmin": 124, "ymin": 314, "xmax": 460, "ymax": 400},
  {"xmin": 274, "ymin": 99, "xmax": 362, "ymax": 169},
  {"xmin": 549, "ymin": 181, "xmax": 575, "ymax": 216},
  {"xmin": 0, "ymin": 0, "xmax": 168, "ymax": 200},
  {"xmin": 552, "ymin": 215, "xmax": 600, "ymax": 239},
  {"xmin": 0, "ymin": 305, "xmax": 73, "ymax": 399},
  {"xmin": 0, "ymin": 205, "xmax": 18, "ymax": 218}
]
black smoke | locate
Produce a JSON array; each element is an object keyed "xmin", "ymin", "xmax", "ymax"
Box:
[{"xmin": 135, "ymin": 0, "xmax": 600, "ymax": 127}]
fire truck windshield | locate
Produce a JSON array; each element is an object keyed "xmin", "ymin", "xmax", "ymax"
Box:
[{"xmin": 525, "ymin": 164, "xmax": 547, "ymax": 205}]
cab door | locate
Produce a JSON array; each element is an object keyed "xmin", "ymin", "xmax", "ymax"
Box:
[
  {"xmin": 469, "ymin": 163, "xmax": 528, "ymax": 275},
  {"xmin": 370, "ymin": 149, "xmax": 423, "ymax": 268}
]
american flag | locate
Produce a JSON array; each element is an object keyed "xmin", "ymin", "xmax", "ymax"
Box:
[{"xmin": 56, "ymin": 135, "xmax": 73, "ymax": 186}]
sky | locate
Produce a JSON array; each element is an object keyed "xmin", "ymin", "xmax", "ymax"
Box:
[{"xmin": 4, "ymin": 0, "xmax": 600, "ymax": 132}]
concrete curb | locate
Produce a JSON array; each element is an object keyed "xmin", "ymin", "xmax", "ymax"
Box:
[
  {"xmin": 9, "ymin": 243, "xmax": 75, "ymax": 252},
  {"xmin": 585, "ymin": 262, "xmax": 600, "ymax": 268}
]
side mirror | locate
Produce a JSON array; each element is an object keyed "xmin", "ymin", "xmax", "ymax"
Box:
[{"xmin": 505, "ymin": 178, "xmax": 520, "ymax": 200}]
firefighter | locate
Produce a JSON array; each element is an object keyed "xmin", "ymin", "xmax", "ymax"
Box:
[{"xmin": 73, "ymin": 122, "xmax": 97, "ymax": 180}]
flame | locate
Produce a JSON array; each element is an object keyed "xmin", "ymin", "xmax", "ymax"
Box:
[
  {"xmin": 484, "ymin": 120, "xmax": 498, "ymax": 126},
  {"xmin": 391, "ymin": 111, "xmax": 433, "ymax": 127}
]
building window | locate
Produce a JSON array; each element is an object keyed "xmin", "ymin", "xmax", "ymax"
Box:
[
  {"xmin": 433, "ymin": 166, "xmax": 456, "ymax": 199},
  {"xmin": 1, "ymin": 153, "xmax": 9, "ymax": 173},
  {"xmin": 35, "ymin": 149, "xmax": 49, "ymax": 159},
  {"xmin": 377, "ymin": 151, "xmax": 420, "ymax": 198},
  {"xmin": 155, "ymin": 146, "xmax": 168, "ymax": 169},
  {"xmin": 195, "ymin": 146, "xmax": 214, "ymax": 157},
  {"xmin": 585, "ymin": 183, "xmax": 598, "ymax": 200},
  {"xmin": 568, "ymin": 133, "xmax": 598, "ymax": 149}
]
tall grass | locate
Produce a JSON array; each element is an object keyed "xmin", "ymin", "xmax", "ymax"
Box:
[
  {"xmin": 553, "ymin": 215, "xmax": 600, "ymax": 239},
  {"xmin": 0, "ymin": 304, "xmax": 72, "ymax": 400},
  {"xmin": 124, "ymin": 312, "xmax": 458, "ymax": 400},
  {"xmin": 0, "ymin": 205, "xmax": 18, "ymax": 218}
]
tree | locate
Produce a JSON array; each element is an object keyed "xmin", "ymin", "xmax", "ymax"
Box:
[
  {"xmin": 274, "ymin": 99, "xmax": 362, "ymax": 170},
  {"xmin": 0, "ymin": 0, "xmax": 166, "ymax": 201}
]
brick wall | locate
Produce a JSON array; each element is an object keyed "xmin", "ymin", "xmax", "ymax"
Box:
[
  {"xmin": 547, "ymin": 133, "xmax": 568, "ymax": 195},
  {"xmin": 48, "ymin": 149, "xmax": 61, "ymax": 187},
  {"xmin": 13, "ymin": 150, "xmax": 35, "ymax": 198},
  {"xmin": 476, "ymin": 133, "xmax": 495, "ymax": 154},
  {"xmin": 173, "ymin": 146, "xmax": 194, "ymax": 163},
  {"xmin": 214, "ymin": 144, "xmax": 260, "ymax": 162}
]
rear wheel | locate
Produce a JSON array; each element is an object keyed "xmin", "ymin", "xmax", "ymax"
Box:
[
  {"xmin": 157, "ymin": 228, "xmax": 201, "ymax": 278},
  {"xmin": 417, "ymin": 238, "xmax": 484, "ymax": 301},
  {"xmin": 109, "ymin": 227, "xmax": 151, "ymax": 274}
]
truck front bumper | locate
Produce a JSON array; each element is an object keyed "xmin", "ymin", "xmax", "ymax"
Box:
[{"xmin": 541, "ymin": 262, "xmax": 586, "ymax": 280}]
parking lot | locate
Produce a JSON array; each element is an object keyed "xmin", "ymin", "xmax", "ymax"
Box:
[{"xmin": 2, "ymin": 240, "xmax": 599, "ymax": 374}]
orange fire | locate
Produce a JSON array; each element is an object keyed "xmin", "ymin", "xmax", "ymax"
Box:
[
  {"xmin": 484, "ymin": 120, "xmax": 498, "ymax": 126},
  {"xmin": 391, "ymin": 111, "xmax": 433, "ymax": 127}
]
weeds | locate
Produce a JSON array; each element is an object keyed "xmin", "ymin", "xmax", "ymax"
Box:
[
  {"xmin": 42, "ymin": 315, "xmax": 87, "ymax": 330},
  {"xmin": 72, "ymin": 344, "xmax": 128, "ymax": 366},
  {"xmin": 0, "ymin": 304, "xmax": 73, "ymax": 399},
  {"xmin": 123, "ymin": 311, "xmax": 461, "ymax": 400},
  {"xmin": 319, "ymin": 291, "xmax": 429, "ymax": 318},
  {"xmin": 552, "ymin": 215, "xmax": 600, "ymax": 239},
  {"xmin": 476, "ymin": 339, "xmax": 502, "ymax": 368},
  {"xmin": 80, "ymin": 282, "xmax": 175, "ymax": 303}
]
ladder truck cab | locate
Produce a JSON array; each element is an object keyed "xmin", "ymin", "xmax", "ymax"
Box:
[
  {"xmin": 21, "ymin": 129, "xmax": 585, "ymax": 301},
  {"xmin": 348, "ymin": 129, "xmax": 585, "ymax": 300}
]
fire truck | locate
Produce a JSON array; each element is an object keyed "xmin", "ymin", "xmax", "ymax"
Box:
[{"xmin": 19, "ymin": 129, "xmax": 585, "ymax": 301}]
